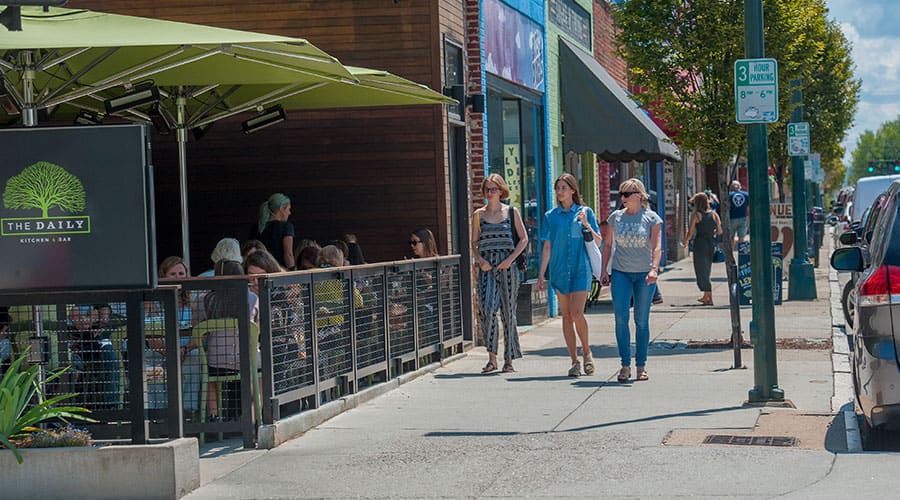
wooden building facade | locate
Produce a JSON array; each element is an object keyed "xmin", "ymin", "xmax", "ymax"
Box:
[{"xmin": 67, "ymin": 0, "xmax": 469, "ymax": 268}]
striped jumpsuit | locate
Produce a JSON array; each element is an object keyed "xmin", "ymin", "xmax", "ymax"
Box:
[{"xmin": 477, "ymin": 209, "xmax": 522, "ymax": 361}]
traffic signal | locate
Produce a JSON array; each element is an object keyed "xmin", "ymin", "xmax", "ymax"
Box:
[
  {"xmin": 894, "ymin": 160, "xmax": 900, "ymax": 172},
  {"xmin": 868, "ymin": 161, "xmax": 875, "ymax": 173}
]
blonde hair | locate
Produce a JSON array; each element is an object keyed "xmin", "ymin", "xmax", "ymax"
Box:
[
  {"xmin": 317, "ymin": 245, "xmax": 345, "ymax": 267},
  {"xmin": 481, "ymin": 173, "xmax": 511, "ymax": 200},
  {"xmin": 258, "ymin": 193, "xmax": 291, "ymax": 234},
  {"xmin": 619, "ymin": 178, "xmax": 650, "ymax": 208}
]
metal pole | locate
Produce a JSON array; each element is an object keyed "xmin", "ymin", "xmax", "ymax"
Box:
[
  {"xmin": 787, "ymin": 80, "xmax": 816, "ymax": 299},
  {"xmin": 176, "ymin": 93, "xmax": 191, "ymax": 269},
  {"xmin": 22, "ymin": 51, "xmax": 36, "ymax": 127},
  {"xmin": 744, "ymin": 0, "xmax": 784, "ymax": 403}
]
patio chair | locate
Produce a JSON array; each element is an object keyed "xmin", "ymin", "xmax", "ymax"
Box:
[{"xmin": 192, "ymin": 318, "xmax": 260, "ymax": 444}]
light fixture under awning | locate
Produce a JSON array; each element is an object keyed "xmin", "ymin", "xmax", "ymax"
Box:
[{"xmin": 559, "ymin": 38, "xmax": 680, "ymax": 163}]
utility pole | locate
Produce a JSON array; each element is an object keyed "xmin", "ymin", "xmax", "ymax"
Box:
[
  {"xmin": 743, "ymin": 0, "xmax": 784, "ymax": 403},
  {"xmin": 787, "ymin": 80, "xmax": 816, "ymax": 299}
]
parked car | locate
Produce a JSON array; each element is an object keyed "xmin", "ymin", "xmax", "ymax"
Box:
[{"xmin": 830, "ymin": 180, "xmax": 900, "ymax": 442}]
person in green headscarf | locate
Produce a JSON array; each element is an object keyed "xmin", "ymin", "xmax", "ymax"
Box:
[{"xmin": 257, "ymin": 193, "xmax": 295, "ymax": 269}]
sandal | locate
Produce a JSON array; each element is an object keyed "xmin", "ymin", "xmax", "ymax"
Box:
[
  {"xmin": 636, "ymin": 367, "xmax": 649, "ymax": 381},
  {"xmin": 481, "ymin": 360, "xmax": 498, "ymax": 373},
  {"xmin": 502, "ymin": 361, "xmax": 515, "ymax": 373},
  {"xmin": 583, "ymin": 353, "xmax": 595, "ymax": 375},
  {"xmin": 617, "ymin": 366, "xmax": 631, "ymax": 383},
  {"xmin": 567, "ymin": 361, "xmax": 582, "ymax": 377}
]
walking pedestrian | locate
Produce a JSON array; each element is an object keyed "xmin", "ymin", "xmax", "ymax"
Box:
[
  {"xmin": 684, "ymin": 192, "xmax": 722, "ymax": 306},
  {"xmin": 537, "ymin": 173, "xmax": 600, "ymax": 377},
  {"xmin": 473, "ymin": 174, "xmax": 528, "ymax": 373},
  {"xmin": 601, "ymin": 178, "xmax": 662, "ymax": 383},
  {"xmin": 728, "ymin": 180, "xmax": 749, "ymax": 243}
]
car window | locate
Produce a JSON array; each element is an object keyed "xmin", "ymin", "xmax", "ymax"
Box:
[
  {"xmin": 880, "ymin": 197, "xmax": 900, "ymax": 267},
  {"xmin": 863, "ymin": 194, "xmax": 889, "ymax": 243}
]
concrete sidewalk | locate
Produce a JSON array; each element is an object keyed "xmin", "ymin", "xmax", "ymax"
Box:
[{"xmin": 185, "ymin": 241, "xmax": 900, "ymax": 499}]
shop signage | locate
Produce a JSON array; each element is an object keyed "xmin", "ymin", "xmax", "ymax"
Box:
[
  {"xmin": 0, "ymin": 125, "xmax": 156, "ymax": 291},
  {"xmin": 770, "ymin": 202, "xmax": 794, "ymax": 264},
  {"xmin": 549, "ymin": 0, "xmax": 591, "ymax": 49},
  {"xmin": 504, "ymin": 143, "xmax": 522, "ymax": 208},
  {"xmin": 484, "ymin": 0, "xmax": 545, "ymax": 91},
  {"xmin": 737, "ymin": 241, "xmax": 783, "ymax": 305}
]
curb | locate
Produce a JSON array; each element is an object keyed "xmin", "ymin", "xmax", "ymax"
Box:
[
  {"xmin": 258, "ymin": 352, "xmax": 467, "ymax": 449},
  {"xmin": 829, "ymin": 257, "xmax": 861, "ymax": 452}
]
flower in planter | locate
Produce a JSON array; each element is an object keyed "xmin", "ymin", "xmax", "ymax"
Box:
[
  {"xmin": 0, "ymin": 349, "xmax": 96, "ymax": 464},
  {"xmin": 15, "ymin": 424, "xmax": 93, "ymax": 449}
]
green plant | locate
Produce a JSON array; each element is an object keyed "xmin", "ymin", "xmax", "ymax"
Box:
[{"xmin": 0, "ymin": 349, "xmax": 96, "ymax": 464}]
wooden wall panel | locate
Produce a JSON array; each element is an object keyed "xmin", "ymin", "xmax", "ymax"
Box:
[{"xmin": 63, "ymin": 1, "xmax": 461, "ymax": 266}]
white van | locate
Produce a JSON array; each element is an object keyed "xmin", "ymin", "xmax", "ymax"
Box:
[{"xmin": 850, "ymin": 174, "xmax": 900, "ymax": 223}]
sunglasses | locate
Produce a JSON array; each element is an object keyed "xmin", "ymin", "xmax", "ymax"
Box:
[
  {"xmin": 620, "ymin": 191, "xmax": 639, "ymax": 198},
  {"xmin": 485, "ymin": 187, "xmax": 500, "ymax": 193},
  {"xmin": 408, "ymin": 240, "xmax": 422, "ymax": 246}
]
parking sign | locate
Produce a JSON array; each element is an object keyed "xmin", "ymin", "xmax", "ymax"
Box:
[
  {"xmin": 787, "ymin": 122, "xmax": 810, "ymax": 156},
  {"xmin": 735, "ymin": 58, "xmax": 778, "ymax": 124}
]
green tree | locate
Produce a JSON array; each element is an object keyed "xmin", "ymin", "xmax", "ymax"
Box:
[
  {"xmin": 614, "ymin": 0, "xmax": 859, "ymax": 199},
  {"xmin": 2, "ymin": 161, "xmax": 85, "ymax": 218},
  {"xmin": 849, "ymin": 118, "xmax": 900, "ymax": 184}
]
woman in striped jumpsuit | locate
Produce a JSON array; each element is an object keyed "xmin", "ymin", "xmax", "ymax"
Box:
[{"xmin": 472, "ymin": 174, "xmax": 529, "ymax": 373}]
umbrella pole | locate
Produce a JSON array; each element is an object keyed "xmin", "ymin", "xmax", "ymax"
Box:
[
  {"xmin": 176, "ymin": 95, "xmax": 191, "ymax": 269},
  {"xmin": 22, "ymin": 50, "xmax": 36, "ymax": 127}
]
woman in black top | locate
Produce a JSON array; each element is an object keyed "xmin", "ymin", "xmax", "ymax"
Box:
[
  {"xmin": 257, "ymin": 193, "xmax": 295, "ymax": 269},
  {"xmin": 684, "ymin": 192, "xmax": 722, "ymax": 305}
]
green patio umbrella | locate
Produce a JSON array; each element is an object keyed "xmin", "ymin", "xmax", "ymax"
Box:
[{"xmin": 0, "ymin": 7, "xmax": 452, "ymax": 266}]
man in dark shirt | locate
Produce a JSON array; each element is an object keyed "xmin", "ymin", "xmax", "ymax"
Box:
[{"xmin": 728, "ymin": 181, "xmax": 749, "ymax": 243}]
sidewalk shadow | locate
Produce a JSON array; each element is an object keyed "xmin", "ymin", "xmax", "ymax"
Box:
[
  {"xmin": 525, "ymin": 344, "xmax": 726, "ymax": 359},
  {"xmin": 423, "ymin": 405, "xmax": 747, "ymax": 437}
]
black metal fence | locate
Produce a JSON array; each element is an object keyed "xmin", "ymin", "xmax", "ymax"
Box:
[{"xmin": 0, "ymin": 255, "xmax": 465, "ymax": 449}]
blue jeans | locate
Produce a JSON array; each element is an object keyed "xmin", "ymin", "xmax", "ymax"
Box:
[{"xmin": 611, "ymin": 270, "xmax": 656, "ymax": 367}]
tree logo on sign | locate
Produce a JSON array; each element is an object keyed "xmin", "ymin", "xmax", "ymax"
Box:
[{"xmin": 3, "ymin": 161, "xmax": 85, "ymax": 218}]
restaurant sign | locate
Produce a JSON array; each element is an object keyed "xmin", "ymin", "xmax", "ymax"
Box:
[{"xmin": 0, "ymin": 124, "xmax": 156, "ymax": 291}]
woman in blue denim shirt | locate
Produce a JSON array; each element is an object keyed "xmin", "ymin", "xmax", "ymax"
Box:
[
  {"xmin": 537, "ymin": 174, "xmax": 600, "ymax": 377},
  {"xmin": 601, "ymin": 178, "xmax": 662, "ymax": 383}
]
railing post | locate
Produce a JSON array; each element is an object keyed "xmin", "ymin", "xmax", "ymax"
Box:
[
  {"xmin": 159, "ymin": 287, "xmax": 183, "ymax": 439},
  {"xmin": 383, "ymin": 267, "xmax": 392, "ymax": 380},
  {"xmin": 235, "ymin": 280, "xmax": 255, "ymax": 449},
  {"xmin": 411, "ymin": 263, "xmax": 419, "ymax": 370},
  {"xmin": 309, "ymin": 276, "xmax": 321, "ymax": 408},
  {"xmin": 348, "ymin": 269, "xmax": 358, "ymax": 394},
  {"xmin": 126, "ymin": 293, "xmax": 148, "ymax": 444},
  {"xmin": 259, "ymin": 277, "xmax": 275, "ymax": 425},
  {"xmin": 437, "ymin": 260, "xmax": 444, "ymax": 360}
]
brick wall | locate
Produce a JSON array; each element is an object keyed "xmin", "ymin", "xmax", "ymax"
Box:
[
  {"xmin": 592, "ymin": 0, "xmax": 628, "ymax": 89},
  {"xmin": 466, "ymin": 0, "xmax": 485, "ymax": 210}
]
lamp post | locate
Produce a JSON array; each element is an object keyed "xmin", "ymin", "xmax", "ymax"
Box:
[
  {"xmin": 788, "ymin": 81, "xmax": 816, "ymax": 299},
  {"xmin": 744, "ymin": 0, "xmax": 784, "ymax": 403}
]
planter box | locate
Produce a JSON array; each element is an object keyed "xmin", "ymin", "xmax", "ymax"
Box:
[{"xmin": 0, "ymin": 437, "xmax": 199, "ymax": 500}]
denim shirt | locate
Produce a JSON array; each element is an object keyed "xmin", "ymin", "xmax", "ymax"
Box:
[{"xmin": 540, "ymin": 204, "xmax": 599, "ymax": 286}]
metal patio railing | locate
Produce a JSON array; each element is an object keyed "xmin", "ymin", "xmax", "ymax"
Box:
[{"xmin": 0, "ymin": 255, "xmax": 465, "ymax": 449}]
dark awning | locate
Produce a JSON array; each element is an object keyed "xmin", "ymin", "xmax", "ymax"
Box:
[{"xmin": 559, "ymin": 38, "xmax": 680, "ymax": 163}]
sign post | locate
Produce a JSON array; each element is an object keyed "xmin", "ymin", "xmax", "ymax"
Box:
[
  {"xmin": 741, "ymin": 1, "xmax": 784, "ymax": 403},
  {"xmin": 787, "ymin": 80, "xmax": 816, "ymax": 300}
]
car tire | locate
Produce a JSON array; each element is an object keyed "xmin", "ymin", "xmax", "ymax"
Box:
[{"xmin": 842, "ymin": 279, "xmax": 855, "ymax": 329}]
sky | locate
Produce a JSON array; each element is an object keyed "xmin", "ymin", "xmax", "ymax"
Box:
[{"xmin": 825, "ymin": 0, "xmax": 900, "ymax": 170}]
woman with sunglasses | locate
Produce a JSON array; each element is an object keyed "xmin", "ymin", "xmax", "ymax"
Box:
[
  {"xmin": 472, "ymin": 174, "xmax": 528, "ymax": 373},
  {"xmin": 601, "ymin": 178, "xmax": 662, "ymax": 383},
  {"xmin": 537, "ymin": 173, "xmax": 600, "ymax": 377},
  {"xmin": 408, "ymin": 228, "xmax": 438, "ymax": 258}
]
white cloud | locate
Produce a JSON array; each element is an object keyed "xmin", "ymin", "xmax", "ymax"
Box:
[{"xmin": 827, "ymin": 0, "xmax": 900, "ymax": 172}]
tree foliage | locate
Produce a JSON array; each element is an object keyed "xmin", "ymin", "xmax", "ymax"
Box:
[
  {"xmin": 614, "ymin": 0, "xmax": 859, "ymax": 188},
  {"xmin": 848, "ymin": 118, "xmax": 900, "ymax": 184},
  {"xmin": 2, "ymin": 161, "xmax": 85, "ymax": 218}
]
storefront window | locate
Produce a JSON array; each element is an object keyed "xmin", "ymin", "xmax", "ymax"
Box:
[{"xmin": 486, "ymin": 80, "xmax": 544, "ymax": 280}]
